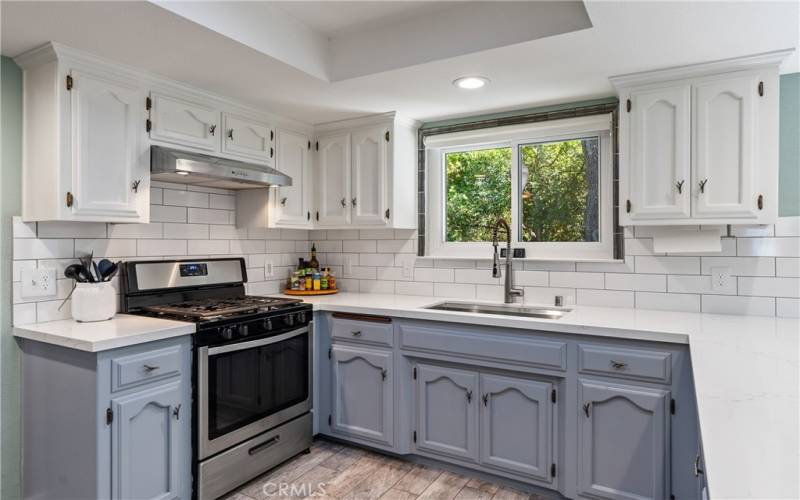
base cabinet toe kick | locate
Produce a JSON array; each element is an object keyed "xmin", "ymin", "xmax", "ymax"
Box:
[{"xmin": 316, "ymin": 313, "xmax": 707, "ymax": 500}]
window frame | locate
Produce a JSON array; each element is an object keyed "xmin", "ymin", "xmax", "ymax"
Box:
[{"xmin": 426, "ymin": 114, "xmax": 614, "ymax": 261}]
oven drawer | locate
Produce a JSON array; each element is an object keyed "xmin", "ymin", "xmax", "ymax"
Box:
[
  {"xmin": 111, "ymin": 345, "xmax": 182, "ymax": 392},
  {"xmin": 198, "ymin": 412, "xmax": 312, "ymax": 500},
  {"xmin": 578, "ymin": 344, "xmax": 672, "ymax": 384},
  {"xmin": 331, "ymin": 314, "xmax": 393, "ymax": 347}
]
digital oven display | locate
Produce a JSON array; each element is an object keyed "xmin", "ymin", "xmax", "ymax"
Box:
[{"xmin": 179, "ymin": 263, "xmax": 208, "ymax": 277}]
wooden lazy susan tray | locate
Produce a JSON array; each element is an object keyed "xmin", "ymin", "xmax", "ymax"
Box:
[{"xmin": 284, "ymin": 289, "xmax": 339, "ymax": 296}]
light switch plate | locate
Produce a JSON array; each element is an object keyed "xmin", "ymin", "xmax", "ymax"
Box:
[
  {"xmin": 21, "ymin": 267, "xmax": 57, "ymax": 298},
  {"xmin": 710, "ymin": 267, "xmax": 732, "ymax": 292},
  {"xmin": 402, "ymin": 258, "xmax": 414, "ymax": 278},
  {"xmin": 265, "ymin": 261, "xmax": 274, "ymax": 278}
]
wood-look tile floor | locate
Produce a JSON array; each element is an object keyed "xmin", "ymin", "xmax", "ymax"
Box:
[{"xmin": 225, "ymin": 440, "xmax": 546, "ymax": 500}]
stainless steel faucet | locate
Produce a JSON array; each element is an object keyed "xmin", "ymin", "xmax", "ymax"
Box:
[{"xmin": 491, "ymin": 219, "xmax": 524, "ymax": 304}]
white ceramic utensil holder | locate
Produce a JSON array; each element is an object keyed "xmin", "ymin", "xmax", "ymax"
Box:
[{"xmin": 71, "ymin": 282, "xmax": 116, "ymax": 322}]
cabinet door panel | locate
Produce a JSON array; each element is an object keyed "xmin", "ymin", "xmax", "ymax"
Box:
[
  {"xmin": 351, "ymin": 126, "xmax": 388, "ymax": 225},
  {"xmin": 150, "ymin": 92, "xmax": 218, "ymax": 151},
  {"xmin": 415, "ymin": 364, "xmax": 478, "ymax": 462},
  {"xmin": 331, "ymin": 345, "xmax": 393, "ymax": 446},
  {"xmin": 70, "ymin": 70, "xmax": 143, "ymax": 220},
  {"xmin": 578, "ymin": 380, "xmax": 669, "ymax": 500},
  {"xmin": 628, "ymin": 85, "xmax": 691, "ymax": 220},
  {"xmin": 111, "ymin": 382, "xmax": 183, "ymax": 500},
  {"xmin": 274, "ymin": 129, "xmax": 312, "ymax": 226},
  {"xmin": 317, "ymin": 134, "xmax": 351, "ymax": 225},
  {"xmin": 693, "ymin": 73, "xmax": 758, "ymax": 218},
  {"xmin": 480, "ymin": 374, "xmax": 553, "ymax": 482},
  {"xmin": 223, "ymin": 113, "xmax": 274, "ymax": 163}
]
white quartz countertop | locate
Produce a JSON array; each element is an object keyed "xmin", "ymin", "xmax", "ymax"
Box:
[
  {"xmin": 287, "ymin": 292, "xmax": 800, "ymax": 500},
  {"xmin": 13, "ymin": 314, "xmax": 196, "ymax": 352}
]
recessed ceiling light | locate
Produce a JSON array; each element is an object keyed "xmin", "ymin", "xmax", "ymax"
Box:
[
  {"xmin": 176, "ymin": 171, "xmax": 190, "ymax": 176},
  {"xmin": 453, "ymin": 76, "xmax": 489, "ymax": 89}
]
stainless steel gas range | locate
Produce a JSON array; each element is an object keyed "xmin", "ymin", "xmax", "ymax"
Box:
[{"xmin": 121, "ymin": 258, "xmax": 313, "ymax": 500}]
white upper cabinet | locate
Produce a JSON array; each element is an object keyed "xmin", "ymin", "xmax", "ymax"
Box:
[
  {"xmin": 351, "ymin": 126, "xmax": 389, "ymax": 225},
  {"xmin": 692, "ymin": 72, "xmax": 758, "ymax": 219},
  {"xmin": 149, "ymin": 92, "xmax": 219, "ymax": 152},
  {"xmin": 222, "ymin": 112, "xmax": 275, "ymax": 165},
  {"xmin": 16, "ymin": 44, "xmax": 149, "ymax": 223},
  {"xmin": 70, "ymin": 70, "xmax": 145, "ymax": 220},
  {"xmin": 612, "ymin": 50, "xmax": 788, "ymax": 226},
  {"xmin": 273, "ymin": 129, "xmax": 313, "ymax": 226},
  {"xmin": 627, "ymin": 84, "xmax": 691, "ymax": 220},
  {"xmin": 316, "ymin": 134, "xmax": 351, "ymax": 226}
]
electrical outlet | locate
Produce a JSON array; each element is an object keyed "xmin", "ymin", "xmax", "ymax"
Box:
[
  {"xmin": 344, "ymin": 258, "xmax": 353, "ymax": 276},
  {"xmin": 710, "ymin": 267, "xmax": 731, "ymax": 292},
  {"xmin": 21, "ymin": 267, "xmax": 57, "ymax": 298},
  {"xmin": 265, "ymin": 261, "xmax": 274, "ymax": 278},
  {"xmin": 402, "ymin": 258, "xmax": 414, "ymax": 278}
]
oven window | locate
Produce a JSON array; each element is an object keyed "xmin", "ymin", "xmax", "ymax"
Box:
[{"xmin": 208, "ymin": 330, "xmax": 308, "ymax": 440}]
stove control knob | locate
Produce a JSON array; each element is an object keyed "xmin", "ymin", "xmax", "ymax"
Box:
[
  {"xmin": 263, "ymin": 318, "xmax": 273, "ymax": 331},
  {"xmin": 220, "ymin": 327, "xmax": 234, "ymax": 340},
  {"xmin": 240, "ymin": 324, "xmax": 249, "ymax": 337},
  {"xmin": 297, "ymin": 311, "xmax": 307, "ymax": 323},
  {"xmin": 285, "ymin": 314, "xmax": 295, "ymax": 327}
]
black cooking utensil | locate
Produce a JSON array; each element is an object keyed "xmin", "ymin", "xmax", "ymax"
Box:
[
  {"xmin": 64, "ymin": 264, "xmax": 86, "ymax": 283},
  {"xmin": 98, "ymin": 259, "xmax": 114, "ymax": 278}
]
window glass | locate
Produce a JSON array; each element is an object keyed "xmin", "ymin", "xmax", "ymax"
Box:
[
  {"xmin": 519, "ymin": 137, "xmax": 599, "ymax": 242},
  {"xmin": 445, "ymin": 147, "xmax": 512, "ymax": 242}
]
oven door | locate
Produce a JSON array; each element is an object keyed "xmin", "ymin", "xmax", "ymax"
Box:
[{"xmin": 198, "ymin": 324, "xmax": 312, "ymax": 459}]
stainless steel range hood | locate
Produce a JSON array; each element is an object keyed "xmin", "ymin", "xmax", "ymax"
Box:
[{"xmin": 150, "ymin": 145, "xmax": 291, "ymax": 189}]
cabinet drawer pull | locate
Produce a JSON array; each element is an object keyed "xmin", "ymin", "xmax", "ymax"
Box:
[
  {"xmin": 209, "ymin": 124, "xmax": 216, "ymax": 136},
  {"xmin": 280, "ymin": 197, "xmax": 287, "ymax": 206},
  {"xmin": 143, "ymin": 364, "xmax": 159, "ymax": 372},
  {"xmin": 482, "ymin": 393, "xmax": 489, "ymax": 406},
  {"xmin": 381, "ymin": 369, "xmax": 387, "ymax": 381},
  {"xmin": 172, "ymin": 403, "xmax": 181, "ymax": 420},
  {"xmin": 351, "ymin": 197, "xmax": 357, "ymax": 207},
  {"xmin": 466, "ymin": 390, "xmax": 473, "ymax": 403},
  {"xmin": 610, "ymin": 360, "xmax": 627, "ymax": 369},
  {"xmin": 757, "ymin": 194, "xmax": 764, "ymax": 210},
  {"xmin": 583, "ymin": 402, "xmax": 591, "ymax": 418},
  {"xmin": 698, "ymin": 178, "xmax": 708, "ymax": 193},
  {"xmin": 228, "ymin": 129, "xmax": 234, "ymax": 140},
  {"xmin": 131, "ymin": 179, "xmax": 141, "ymax": 193},
  {"xmin": 693, "ymin": 454, "xmax": 704, "ymax": 476},
  {"xmin": 248, "ymin": 435, "xmax": 280, "ymax": 456},
  {"xmin": 351, "ymin": 330, "xmax": 362, "ymax": 337},
  {"xmin": 675, "ymin": 179, "xmax": 684, "ymax": 194},
  {"xmin": 340, "ymin": 198, "xmax": 347, "ymax": 208}
]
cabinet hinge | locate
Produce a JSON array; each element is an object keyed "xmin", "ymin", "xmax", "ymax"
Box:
[
  {"xmin": 551, "ymin": 389, "xmax": 557, "ymax": 403},
  {"xmin": 315, "ymin": 141, "xmax": 319, "ymax": 151},
  {"xmin": 106, "ymin": 408, "xmax": 113, "ymax": 425},
  {"xmin": 145, "ymin": 96, "xmax": 152, "ymax": 110},
  {"xmin": 550, "ymin": 463, "xmax": 556, "ymax": 477},
  {"xmin": 328, "ymin": 347, "xmax": 332, "ymax": 359},
  {"xmin": 412, "ymin": 431, "xmax": 417, "ymax": 443},
  {"xmin": 758, "ymin": 81, "xmax": 764, "ymax": 97},
  {"xmin": 66, "ymin": 74, "xmax": 73, "ymax": 91},
  {"xmin": 413, "ymin": 367, "xmax": 417, "ymax": 380},
  {"xmin": 146, "ymin": 119, "xmax": 152, "ymax": 133},
  {"xmin": 626, "ymin": 98, "xmax": 631, "ymax": 112},
  {"xmin": 626, "ymin": 200, "xmax": 632, "ymax": 213},
  {"xmin": 328, "ymin": 414, "xmax": 332, "ymax": 426},
  {"xmin": 385, "ymin": 130, "xmax": 390, "ymax": 142},
  {"xmin": 670, "ymin": 398, "xmax": 676, "ymax": 415}
]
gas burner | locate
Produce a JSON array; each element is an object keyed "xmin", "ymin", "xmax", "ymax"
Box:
[{"xmin": 143, "ymin": 296, "xmax": 302, "ymax": 320}]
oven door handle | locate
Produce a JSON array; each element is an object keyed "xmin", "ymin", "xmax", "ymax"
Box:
[{"xmin": 208, "ymin": 327, "xmax": 308, "ymax": 355}]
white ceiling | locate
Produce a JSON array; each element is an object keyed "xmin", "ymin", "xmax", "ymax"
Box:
[{"xmin": 1, "ymin": 1, "xmax": 798, "ymax": 125}]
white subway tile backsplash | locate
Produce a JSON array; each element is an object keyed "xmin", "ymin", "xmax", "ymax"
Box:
[
  {"xmin": 737, "ymin": 237, "xmax": 800, "ymax": 257},
  {"xmin": 635, "ymin": 292, "xmax": 700, "ymax": 312},
  {"xmin": 731, "ymin": 225, "xmax": 774, "ymax": 237},
  {"xmin": 150, "ymin": 188, "xmax": 163, "ymax": 205},
  {"xmin": 513, "ymin": 271, "xmax": 549, "ymax": 287},
  {"xmin": 523, "ymin": 287, "xmax": 576, "ymax": 306},
  {"xmin": 667, "ymin": 274, "xmax": 736, "ymax": 295},
  {"xmin": 738, "ymin": 277, "xmax": 800, "ymax": 298},
  {"xmin": 12, "ymin": 217, "xmax": 36, "ymax": 238},
  {"xmin": 434, "ymin": 283, "xmax": 476, "ymax": 299},
  {"xmin": 343, "ymin": 266, "xmax": 377, "ymax": 280},
  {"xmin": 37, "ymin": 221, "xmax": 106, "ymax": 239},
  {"xmin": 635, "ymin": 256, "xmax": 700, "ymax": 274},
  {"xmin": 188, "ymin": 208, "xmax": 231, "ymax": 225},
  {"xmin": 454, "ymin": 269, "xmax": 502, "ymax": 285},
  {"xmin": 475, "ymin": 284, "xmax": 504, "ymax": 302},
  {"xmin": 188, "ymin": 240, "xmax": 230, "ymax": 255},
  {"xmin": 164, "ymin": 189, "xmax": 209, "ymax": 208},
  {"xmin": 14, "ymin": 238, "xmax": 73, "ymax": 260},
  {"xmin": 108, "ymin": 223, "xmax": 163, "ymax": 239},
  {"xmin": 414, "ymin": 268, "xmax": 454, "ymax": 283},
  {"xmin": 776, "ymin": 258, "xmax": 800, "ymax": 277},
  {"xmin": 605, "ymin": 273, "xmax": 666, "ymax": 292},
  {"xmin": 12, "ymin": 260, "xmax": 36, "ymax": 281},
  {"xmin": 360, "ymin": 280, "xmax": 394, "ymax": 294},
  {"xmin": 550, "ymin": 272, "xmax": 604, "ymax": 289},
  {"xmin": 776, "ymin": 298, "xmax": 800, "ymax": 318},
  {"xmin": 150, "ymin": 205, "xmax": 187, "ymax": 223},
  {"xmin": 164, "ymin": 223, "xmax": 209, "ymax": 240},
  {"xmin": 360, "ymin": 253, "xmax": 395, "ymax": 267},
  {"xmin": 75, "ymin": 239, "xmax": 137, "ymax": 258},
  {"xmin": 230, "ymin": 240, "xmax": 267, "ymax": 254},
  {"xmin": 524, "ymin": 261, "xmax": 576, "ymax": 272},
  {"xmin": 137, "ymin": 239, "xmax": 187, "ymax": 257},
  {"xmin": 702, "ymin": 295, "xmax": 775, "ymax": 316},
  {"xmin": 209, "ymin": 194, "xmax": 236, "ymax": 210},
  {"xmin": 395, "ymin": 281, "xmax": 433, "ymax": 296},
  {"xmin": 377, "ymin": 239, "xmax": 414, "ymax": 254},
  {"xmin": 343, "ymin": 240, "xmax": 376, "ymax": 253},
  {"xmin": 210, "ymin": 225, "xmax": 248, "ymax": 240},
  {"xmin": 13, "ymin": 303, "xmax": 37, "ymax": 325},
  {"xmin": 576, "ymin": 257, "xmax": 634, "ymax": 273},
  {"xmin": 36, "ymin": 299, "xmax": 72, "ymax": 323},
  {"xmin": 700, "ymin": 257, "xmax": 775, "ymax": 277},
  {"xmin": 433, "ymin": 259, "xmax": 476, "ymax": 269},
  {"xmin": 360, "ymin": 229, "xmax": 395, "ymax": 240},
  {"xmin": 775, "ymin": 217, "xmax": 800, "ymax": 237},
  {"xmin": 577, "ymin": 289, "xmax": 634, "ymax": 308}
]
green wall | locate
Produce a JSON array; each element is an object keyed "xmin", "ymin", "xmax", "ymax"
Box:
[
  {"xmin": 1, "ymin": 55, "xmax": 22, "ymax": 500},
  {"xmin": 780, "ymin": 73, "xmax": 800, "ymax": 216}
]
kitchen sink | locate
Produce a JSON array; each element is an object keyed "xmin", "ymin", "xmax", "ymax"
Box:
[{"xmin": 424, "ymin": 301, "xmax": 571, "ymax": 320}]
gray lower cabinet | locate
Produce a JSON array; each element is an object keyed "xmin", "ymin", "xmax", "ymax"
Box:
[
  {"xmin": 21, "ymin": 336, "xmax": 192, "ymax": 500},
  {"xmin": 415, "ymin": 364, "xmax": 479, "ymax": 462},
  {"xmin": 578, "ymin": 379, "xmax": 670, "ymax": 500},
  {"xmin": 331, "ymin": 344, "xmax": 394, "ymax": 446},
  {"xmin": 480, "ymin": 373, "xmax": 554, "ymax": 482},
  {"xmin": 111, "ymin": 381, "xmax": 184, "ymax": 500}
]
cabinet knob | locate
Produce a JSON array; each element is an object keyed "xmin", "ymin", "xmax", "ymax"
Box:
[
  {"xmin": 351, "ymin": 330, "xmax": 362, "ymax": 337},
  {"xmin": 466, "ymin": 390, "xmax": 473, "ymax": 403},
  {"xmin": 583, "ymin": 402, "xmax": 591, "ymax": 418},
  {"xmin": 610, "ymin": 360, "xmax": 627, "ymax": 370},
  {"xmin": 698, "ymin": 178, "xmax": 708, "ymax": 193},
  {"xmin": 351, "ymin": 197, "xmax": 357, "ymax": 207},
  {"xmin": 381, "ymin": 369, "xmax": 387, "ymax": 381},
  {"xmin": 270, "ymin": 147, "xmax": 274, "ymax": 158},
  {"xmin": 675, "ymin": 180, "xmax": 684, "ymax": 194},
  {"xmin": 66, "ymin": 192, "xmax": 74, "ymax": 208},
  {"xmin": 209, "ymin": 124, "xmax": 216, "ymax": 136},
  {"xmin": 757, "ymin": 194, "xmax": 764, "ymax": 210},
  {"xmin": 693, "ymin": 454, "xmax": 704, "ymax": 477},
  {"xmin": 482, "ymin": 393, "xmax": 489, "ymax": 406},
  {"xmin": 228, "ymin": 129, "xmax": 234, "ymax": 140},
  {"xmin": 131, "ymin": 179, "xmax": 141, "ymax": 193},
  {"xmin": 173, "ymin": 404, "xmax": 181, "ymax": 420},
  {"xmin": 281, "ymin": 197, "xmax": 287, "ymax": 206},
  {"xmin": 340, "ymin": 198, "xmax": 347, "ymax": 208}
]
